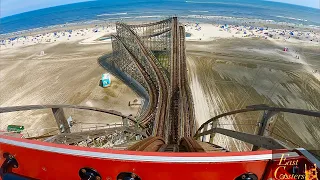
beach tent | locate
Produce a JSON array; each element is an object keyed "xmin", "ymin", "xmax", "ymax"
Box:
[
  {"xmin": 290, "ymin": 32, "xmax": 294, "ymax": 35},
  {"xmin": 99, "ymin": 73, "xmax": 111, "ymax": 88}
]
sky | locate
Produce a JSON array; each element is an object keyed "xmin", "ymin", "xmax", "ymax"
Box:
[
  {"xmin": 0, "ymin": 0, "xmax": 319, "ymax": 17},
  {"xmin": 0, "ymin": 0, "xmax": 92, "ymax": 17},
  {"xmin": 269, "ymin": 0, "xmax": 319, "ymax": 9}
]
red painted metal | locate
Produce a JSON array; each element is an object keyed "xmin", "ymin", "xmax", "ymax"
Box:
[{"xmin": 0, "ymin": 135, "xmax": 318, "ymax": 180}]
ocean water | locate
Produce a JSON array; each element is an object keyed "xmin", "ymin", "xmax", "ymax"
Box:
[{"xmin": 0, "ymin": 0, "xmax": 319, "ymax": 35}]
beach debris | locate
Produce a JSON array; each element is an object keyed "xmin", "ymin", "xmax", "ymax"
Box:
[
  {"xmin": 39, "ymin": 51, "xmax": 45, "ymax": 56},
  {"xmin": 74, "ymin": 130, "xmax": 135, "ymax": 148}
]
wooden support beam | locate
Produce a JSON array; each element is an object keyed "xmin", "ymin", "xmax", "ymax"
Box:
[
  {"xmin": 209, "ymin": 133, "xmax": 215, "ymax": 144},
  {"xmin": 196, "ymin": 128, "xmax": 289, "ymax": 150},
  {"xmin": 122, "ymin": 117, "xmax": 129, "ymax": 127},
  {"xmin": 201, "ymin": 124, "xmax": 208, "ymax": 142},
  {"xmin": 52, "ymin": 108, "xmax": 70, "ymax": 133},
  {"xmin": 252, "ymin": 110, "xmax": 278, "ymax": 151}
]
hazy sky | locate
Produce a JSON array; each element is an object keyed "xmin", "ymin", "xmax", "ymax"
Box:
[
  {"xmin": 1, "ymin": 0, "xmax": 319, "ymax": 17},
  {"xmin": 0, "ymin": 0, "xmax": 92, "ymax": 17},
  {"xmin": 269, "ymin": 0, "xmax": 319, "ymax": 9}
]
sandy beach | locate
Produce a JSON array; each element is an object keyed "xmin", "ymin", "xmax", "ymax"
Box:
[
  {"xmin": 186, "ymin": 37, "xmax": 320, "ymax": 151},
  {"xmin": 183, "ymin": 22, "xmax": 320, "ymax": 152},
  {"xmin": 1, "ymin": 19, "xmax": 319, "ymax": 150},
  {"xmin": 0, "ymin": 27, "xmax": 139, "ymax": 137}
]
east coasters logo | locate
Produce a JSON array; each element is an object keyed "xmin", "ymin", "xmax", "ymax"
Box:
[{"xmin": 273, "ymin": 154, "xmax": 318, "ymax": 180}]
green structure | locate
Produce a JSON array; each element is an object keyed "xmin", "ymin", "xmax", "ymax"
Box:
[{"xmin": 7, "ymin": 125, "xmax": 24, "ymax": 133}]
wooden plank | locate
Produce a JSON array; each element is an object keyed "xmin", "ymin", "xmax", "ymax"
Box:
[{"xmin": 52, "ymin": 108, "xmax": 70, "ymax": 133}]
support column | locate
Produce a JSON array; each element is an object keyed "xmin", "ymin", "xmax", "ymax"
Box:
[
  {"xmin": 122, "ymin": 117, "xmax": 129, "ymax": 127},
  {"xmin": 209, "ymin": 122, "xmax": 215, "ymax": 143},
  {"xmin": 198, "ymin": 128, "xmax": 288, "ymax": 150},
  {"xmin": 52, "ymin": 108, "xmax": 71, "ymax": 133},
  {"xmin": 252, "ymin": 110, "xmax": 278, "ymax": 151},
  {"xmin": 201, "ymin": 124, "xmax": 208, "ymax": 142}
]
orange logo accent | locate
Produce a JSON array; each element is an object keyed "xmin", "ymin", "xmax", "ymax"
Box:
[
  {"xmin": 305, "ymin": 164, "xmax": 318, "ymax": 180},
  {"xmin": 273, "ymin": 154, "xmax": 319, "ymax": 180}
]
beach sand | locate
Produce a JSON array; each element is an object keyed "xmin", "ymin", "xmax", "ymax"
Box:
[
  {"xmin": 184, "ymin": 22, "xmax": 320, "ymax": 43},
  {"xmin": 1, "ymin": 20, "xmax": 319, "ymax": 150},
  {"xmin": 187, "ymin": 38, "xmax": 320, "ymax": 151},
  {"xmin": 0, "ymin": 29, "xmax": 139, "ymax": 137},
  {"xmin": 180, "ymin": 21, "xmax": 319, "ymax": 151}
]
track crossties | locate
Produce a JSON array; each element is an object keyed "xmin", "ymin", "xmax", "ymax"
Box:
[{"xmin": 105, "ymin": 17, "xmax": 195, "ymax": 144}]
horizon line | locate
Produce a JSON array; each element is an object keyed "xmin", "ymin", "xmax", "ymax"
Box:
[{"xmin": 1, "ymin": 0, "xmax": 319, "ymax": 19}]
